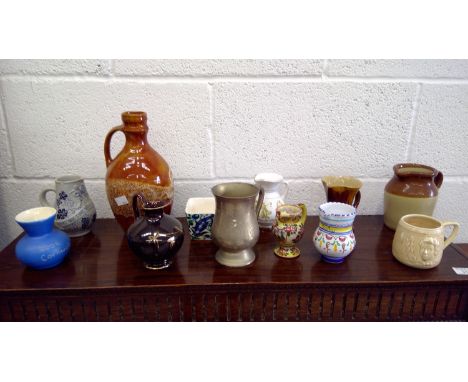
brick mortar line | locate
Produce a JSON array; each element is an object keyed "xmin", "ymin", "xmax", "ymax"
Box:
[
  {"xmin": 2, "ymin": 176, "xmax": 468, "ymax": 184},
  {"xmin": 1, "ymin": 74, "xmax": 468, "ymax": 84},
  {"xmin": 321, "ymin": 59, "xmax": 329, "ymax": 79},
  {"xmin": 0, "ymin": 80, "xmax": 16, "ymax": 175},
  {"xmin": 108, "ymin": 59, "xmax": 115, "ymax": 77},
  {"xmin": 404, "ymin": 83, "xmax": 422, "ymax": 161},
  {"xmin": 207, "ymin": 82, "xmax": 216, "ymax": 178}
]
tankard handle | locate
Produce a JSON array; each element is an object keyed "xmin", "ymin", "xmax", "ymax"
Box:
[
  {"xmin": 255, "ymin": 187, "xmax": 265, "ymax": 218},
  {"xmin": 104, "ymin": 125, "xmax": 124, "ymax": 167},
  {"xmin": 39, "ymin": 188, "xmax": 56, "ymax": 208},
  {"xmin": 441, "ymin": 221, "xmax": 460, "ymax": 249},
  {"xmin": 279, "ymin": 181, "xmax": 289, "ymax": 200}
]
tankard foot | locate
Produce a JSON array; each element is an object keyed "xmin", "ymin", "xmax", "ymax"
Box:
[{"xmin": 215, "ymin": 248, "xmax": 255, "ymax": 267}]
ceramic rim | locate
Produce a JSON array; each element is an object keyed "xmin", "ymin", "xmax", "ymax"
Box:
[
  {"xmin": 185, "ymin": 197, "xmax": 216, "ymax": 214},
  {"xmin": 399, "ymin": 214, "xmax": 442, "ymax": 232},
  {"xmin": 319, "ymin": 202, "xmax": 356, "ymax": 217},
  {"xmin": 15, "ymin": 206, "xmax": 56, "ymax": 223},
  {"xmin": 254, "ymin": 172, "xmax": 284, "ymax": 184},
  {"xmin": 393, "ymin": 163, "xmax": 437, "ymax": 178},
  {"xmin": 55, "ymin": 174, "xmax": 83, "ymax": 183},
  {"xmin": 321, "ymin": 175, "xmax": 362, "ymax": 189}
]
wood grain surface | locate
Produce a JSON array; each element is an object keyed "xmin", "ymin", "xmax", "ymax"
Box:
[{"xmin": 1, "ymin": 216, "xmax": 467, "ymax": 321}]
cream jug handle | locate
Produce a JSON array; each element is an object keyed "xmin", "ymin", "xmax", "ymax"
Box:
[
  {"xmin": 441, "ymin": 221, "xmax": 460, "ymax": 249},
  {"xmin": 279, "ymin": 181, "xmax": 289, "ymax": 200},
  {"xmin": 39, "ymin": 189, "xmax": 56, "ymax": 208},
  {"xmin": 104, "ymin": 125, "xmax": 124, "ymax": 167},
  {"xmin": 255, "ymin": 187, "xmax": 265, "ymax": 218}
]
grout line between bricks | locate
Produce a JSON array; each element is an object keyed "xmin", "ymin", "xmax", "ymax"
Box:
[
  {"xmin": 5, "ymin": 175, "xmax": 468, "ymax": 184},
  {"xmin": 321, "ymin": 59, "xmax": 329, "ymax": 79},
  {"xmin": 405, "ymin": 83, "xmax": 422, "ymax": 161},
  {"xmin": 2, "ymin": 73, "xmax": 468, "ymax": 84},
  {"xmin": 207, "ymin": 82, "xmax": 216, "ymax": 178},
  {"xmin": 108, "ymin": 59, "xmax": 115, "ymax": 77},
  {"xmin": 0, "ymin": 79, "xmax": 17, "ymax": 175}
]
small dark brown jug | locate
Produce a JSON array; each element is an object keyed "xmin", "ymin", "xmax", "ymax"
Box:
[{"xmin": 127, "ymin": 194, "xmax": 184, "ymax": 270}]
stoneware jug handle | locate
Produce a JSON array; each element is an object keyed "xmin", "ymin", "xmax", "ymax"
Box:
[
  {"xmin": 255, "ymin": 187, "xmax": 265, "ymax": 218},
  {"xmin": 353, "ymin": 190, "xmax": 361, "ymax": 208},
  {"xmin": 435, "ymin": 171, "xmax": 444, "ymax": 189},
  {"xmin": 39, "ymin": 188, "xmax": 56, "ymax": 208},
  {"xmin": 132, "ymin": 194, "xmax": 147, "ymax": 220},
  {"xmin": 279, "ymin": 181, "xmax": 289, "ymax": 200},
  {"xmin": 104, "ymin": 125, "xmax": 124, "ymax": 167},
  {"xmin": 441, "ymin": 221, "xmax": 460, "ymax": 249}
]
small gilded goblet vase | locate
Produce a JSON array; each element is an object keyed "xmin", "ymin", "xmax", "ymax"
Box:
[{"xmin": 272, "ymin": 203, "xmax": 307, "ymax": 258}]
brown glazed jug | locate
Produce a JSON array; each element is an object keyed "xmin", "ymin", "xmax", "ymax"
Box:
[
  {"xmin": 384, "ymin": 163, "xmax": 443, "ymax": 230},
  {"xmin": 104, "ymin": 111, "xmax": 174, "ymax": 231}
]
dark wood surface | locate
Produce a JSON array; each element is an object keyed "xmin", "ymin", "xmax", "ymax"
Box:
[{"xmin": 1, "ymin": 216, "xmax": 467, "ymax": 321}]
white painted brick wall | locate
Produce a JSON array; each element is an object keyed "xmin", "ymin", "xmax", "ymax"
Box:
[
  {"xmin": 1, "ymin": 59, "xmax": 468, "ymax": 249},
  {"xmin": 328, "ymin": 60, "xmax": 468, "ymax": 78},
  {"xmin": 114, "ymin": 59, "xmax": 322, "ymax": 77}
]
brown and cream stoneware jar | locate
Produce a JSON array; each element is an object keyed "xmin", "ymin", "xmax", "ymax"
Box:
[
  {"xmin": 104, "ymin": 111, "xmax": 174, "ymax": 231},
  {"xmin": 384, "ymin": 163, "xmax": 443, "ymax": 230}
]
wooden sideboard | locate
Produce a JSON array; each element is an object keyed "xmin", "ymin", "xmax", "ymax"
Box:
[{"xmin": 1, "ymin": 216, "xmax": 467, "ymax": 321}]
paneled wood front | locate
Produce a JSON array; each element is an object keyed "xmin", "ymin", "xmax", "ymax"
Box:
[{"xmin": 1, "ymin": 217, "xmax": 467, "ymax": 321}]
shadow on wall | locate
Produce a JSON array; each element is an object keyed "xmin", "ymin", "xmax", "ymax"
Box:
[{"xmin": 0, "ymin": 184, "xmax": 20, "ymax": 250}]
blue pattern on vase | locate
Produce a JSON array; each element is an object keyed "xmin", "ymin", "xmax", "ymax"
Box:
[
  {"xmin": 57, "ymin": 208, "xmax": 68, "ymax": 220},
  {"xmin": 58, "ymin": 191, "xmax": 68, "ymax": 202},
  {"xmin": 81, "ymin": 217, "xmax": 90, "ymax": 230},
  {"xmin": 187, "ymin": 213, "xmax": 214, "ymax": 240}
]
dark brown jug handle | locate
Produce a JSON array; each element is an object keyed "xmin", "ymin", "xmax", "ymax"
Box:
[
  {"xmin": 434, "ymin": 171, "xmax": 444, "ymax": 189},
  {"xmin": 353, "ymin": 190, "xmax": 361, "ymax": 208},
  {"xmin": 132, "ymin": 194, "xmax": 147, "ymax": 220},
  {"xmin": 104, "ymin": 125, "xmax": 124, "ymax": 167},
  {"xmin": 255, "ymin": 187, "xmax": 265, "ymax": 217}
]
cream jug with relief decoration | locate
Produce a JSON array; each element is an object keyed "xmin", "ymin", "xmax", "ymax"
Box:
[
  {"xmin": 392, "ymin": 214, "xmax": 459, "ymax": 269},
  {"xmin": 254, "ymin": 173, "xmax": 289, "ymax": 230}
]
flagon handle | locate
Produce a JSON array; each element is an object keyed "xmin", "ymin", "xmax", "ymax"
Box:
[{"xmin": 104, "ymin": 125, "xmax": 124, "ymax": 167}]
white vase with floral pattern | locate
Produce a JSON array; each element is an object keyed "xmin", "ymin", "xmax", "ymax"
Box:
[
  {"xmin": 254, "ymin": 173, "xmax": 289, "ymax": 229},
  {"xmin": 313, "ymin": 202, "xmax": 356, "ymax": 263}
]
